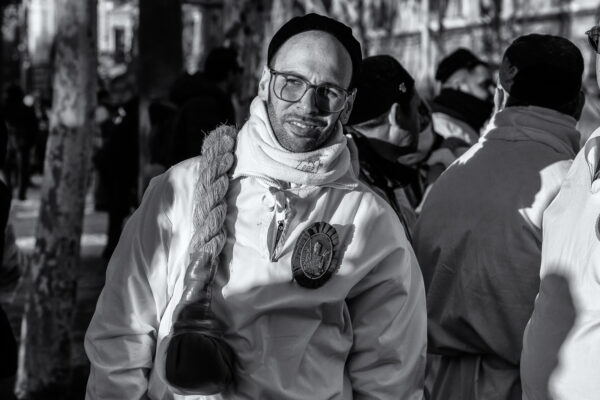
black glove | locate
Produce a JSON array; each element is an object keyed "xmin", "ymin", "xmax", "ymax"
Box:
[{"xmin": 165, "ymin": 252, "xmax": 235, "ymax": 394}]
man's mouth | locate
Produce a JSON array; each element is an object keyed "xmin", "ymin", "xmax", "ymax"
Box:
[
  {"xmin": 284, "ymin": 117, "xmax": 326, "ymax": 137},
  {"xmin": 289, "ymin": 120, "xmax": 319, "ymax": 129}
]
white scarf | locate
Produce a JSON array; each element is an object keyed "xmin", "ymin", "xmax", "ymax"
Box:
[{"xmin": 232, "ymin": 97, "xmax": 358, "ymax": 191}]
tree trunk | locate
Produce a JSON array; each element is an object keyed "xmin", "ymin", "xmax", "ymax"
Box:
[
  {"xmin": 0, "ymin": 4, "xmax": 4, "ymax": 97},
  {"xmin": 16, "ymin": 0, "xmax": 97, "ymax": 398},
  {"xmin": 418, "ymin": 0, "xmax": 432, "ymax": 89},
  {"xmin": 138, "ymin": 0, "xmax": 182, "ymax": 194},
  {"xmin": 480, "ymin": 0, "xmax": 503, "ymax": 62},
  {"xmin": 223, "ymin": 0, "xmax": 272, "ymax": 117},
  {"xmin": 330, "ymin": 0, "xmax": 367, "ymax": 55},
  {"xmin": 434, "ymin": 0, "xmax": 449, "ymax": 55},
  {"xmin": 557, "ymin": 0, "xmax": 572, "ymax": 39}
]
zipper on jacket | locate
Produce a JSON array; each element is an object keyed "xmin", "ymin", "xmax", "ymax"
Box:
[
  {"xmin": 238, "ymin": 174, "xmax": 290, "ymax": 261},
  {"xmin": 270, "ymin": 220, "xmax": 285, "ymax": 262},
  {"xmin": 269, "ymin": 189, "xmax": 288, "ymax": 262}
]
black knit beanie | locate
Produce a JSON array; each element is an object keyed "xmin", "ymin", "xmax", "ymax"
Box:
[{"xmin": 267, "ymin": 13, "xmax": 362, "ymax": 88}]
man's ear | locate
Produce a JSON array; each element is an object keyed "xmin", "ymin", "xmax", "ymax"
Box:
[
  {"xmin": 257, "ymin": 66, "xmax": 271, "ymax": 101},
  {"xmin": 387, "ymin": 103, "xmax": 400, "ymax": 128},
  {"xmin": 339, "ymin": 89, "xmax": 356, "ymax": 124},
  {"xmin": 445, "ymin": 70, "xmax": 466, "ymax": 91},
  {"xmin": 493, "ymin": 84, "xmax": 506, "ymax": 114}
]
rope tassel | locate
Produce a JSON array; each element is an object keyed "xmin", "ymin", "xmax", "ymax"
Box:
[{"xmin": 165, "ymin": 125, "xmax": 238, "ymax": 395}]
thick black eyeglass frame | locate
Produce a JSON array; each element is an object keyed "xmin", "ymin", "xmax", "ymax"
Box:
[
  {"xmin": 268, "ymin": 67, "xmax": 353, "ymax": 113},
  {"xmin": 586, "ymin": 26, "xmax": 600, "ymax": 54}
]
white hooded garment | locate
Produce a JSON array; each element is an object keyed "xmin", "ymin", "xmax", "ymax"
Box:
[
  {"xmin": 521, "ymin": 127, "xmax": 600, "ymax": 400},
  {"xmin": 84, "ymin": 98, "xmax": 427, "ymax": 400}
]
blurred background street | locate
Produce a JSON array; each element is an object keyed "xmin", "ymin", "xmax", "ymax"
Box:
[{"xmin": 1, "ymin": 173, "xmax": 107, "ymax": 399}]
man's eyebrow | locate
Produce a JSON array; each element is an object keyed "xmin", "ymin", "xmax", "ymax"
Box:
[{"xmin": 276, "ymin": 68, "xmax": 344, "ymax": 89}]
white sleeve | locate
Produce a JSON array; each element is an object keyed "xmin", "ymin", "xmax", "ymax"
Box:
[
  {"xmin": 346, "ymin": 239, "xmax": 427, "ymax": 400},
  {"xmin": 84, "ymin": 174, "xmax": 173, "ymax": 400},
  {"xmin": 519, "ymin": 159, "xmax": 572, "ymax": 231}
]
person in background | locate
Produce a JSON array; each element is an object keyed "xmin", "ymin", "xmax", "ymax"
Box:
[
  {"xmin": 0, "ymin": 108, "xmax": 17, "ymax": 400},
  {"xmin": 431, "ymin": 48, "xmax": 495, "ymax": 154},
  {"xmin": 4, "ymin": 84, "xmax": 39, "ymax": 201},
  {"xmin": 520, "ymin": 25, "xmax": 600, "ymax": 400},
  {"xmin": 147, "ymin": 100, "xmax": 177, "ymax": 172},
  {"xmin": 85, "ymin": 13, "xmax": 426, "ymax": 399},
  {"xmin": 345, "ymin": 54, "xmax": 450, "ymax": 234},
  {"xmin": 100, "ymin": 74, "xmax": 139, "ymax": 259},
  {"xmin": 92, "ymin": 88, "xmax": 114, "ymax": 212},
  {"xmin": 167, "ymin": 46, "xmax": 242, "ymax": 166},
  {"xmin": 32, "ymin": 95, "xmax": 50, "ymax": 176},
  {"xmin": 413, "ymin": 34, "xmax": 585, "ymax": 400}
]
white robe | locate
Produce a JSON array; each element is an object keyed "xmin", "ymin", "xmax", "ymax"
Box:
[
  {"xmin": 84, "ymin": 98, "xmax": 427, "ymax": 399},
  {"xmin": 521, "ymin": 127, "xmax": 600, "ymax": 400}
]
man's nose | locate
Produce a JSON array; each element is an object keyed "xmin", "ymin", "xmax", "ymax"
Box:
[{"xmin": 297, "ymin": 87, "xmax": 319, "ymax": 113}]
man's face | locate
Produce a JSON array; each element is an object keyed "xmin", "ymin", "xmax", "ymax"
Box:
[
  {"xmin": 354, "ymin": 90, "xmax": 431, "ymax": 163},
  {"xmin": 458, "ymin": 65, "xmax": 495, "ymax": 101},
  {"xmin": 259, "ymin": 31, "xmax": 354, "ymax": 152}
]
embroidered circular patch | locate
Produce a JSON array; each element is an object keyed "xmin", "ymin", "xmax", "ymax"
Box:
[{"xmin": 291, "ymin": 222, "xmax": 339, "ymax": 289}]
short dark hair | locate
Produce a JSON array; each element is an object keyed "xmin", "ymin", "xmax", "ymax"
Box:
[
  {"xmin": 267, "ymin": 13, "xmax": 362, "ymax": 89},
  {"xmin": 499, "ymin": 33, "xmax": 583, "ymax": 114},
  {"xmin": 435, "ymin": 48, "xmax": 488, "ymax": 83}
]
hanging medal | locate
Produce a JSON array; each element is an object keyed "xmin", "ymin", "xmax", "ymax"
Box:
[{"xmin": 291, "ymin": 222, "xmax": 340, "ymax": 289}]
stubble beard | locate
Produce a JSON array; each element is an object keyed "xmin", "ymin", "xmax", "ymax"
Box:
[{"xmin": 266, "ymin": 94, "xmax": 339, "ymax": 153}]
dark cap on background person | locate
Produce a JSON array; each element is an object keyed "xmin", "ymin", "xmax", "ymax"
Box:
[
  {"xmin": 499, "ymin": 33, "xmax": 583, "ymax": 110},
  {"xmin": 348, "ymin": 55, "xmax": 415, "ymax": 125},
  {"xmin": 267, "ymin": 13, "xmax": 362, "ymax": 88},
  {"xmin": 435, "ymin": 48, "xmax": 488, "ymax": 83}
]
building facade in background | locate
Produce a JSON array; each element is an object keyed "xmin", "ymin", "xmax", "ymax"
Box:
[{"xmin": 10, "ymin": 0, "xmax": 600, "ymax": 119}]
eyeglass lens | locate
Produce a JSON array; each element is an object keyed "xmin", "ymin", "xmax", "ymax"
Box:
[{"xmin": 272, "ymin": 73, "xmax": 346, "ymax": 112}]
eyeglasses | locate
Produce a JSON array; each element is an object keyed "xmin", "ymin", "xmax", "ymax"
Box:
[
  {"xmin": 268, "ymin": 67, "xmax": 353, "ymax": 113},
  {"xmin": 586, "ymin": 26, "xmax": 600, "ymax": 54}
]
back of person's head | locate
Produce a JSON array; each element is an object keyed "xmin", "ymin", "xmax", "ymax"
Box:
[
  {"xmin": 499, "ymin": 33, "xmax": 583, "ymax": 116},
  {"xmin": 435, "ymin": 48, "xmax": 488, "ymax": 83},
  {"xmin": 267, "ymin": 13, "xmax": 362, "ymax": 89},
  {"xmin": 348, "ymin": 55, "xmax": 416, "ymax": 125},
  {"xmin": 109, "ymin": 73, "xmax": 136, "ymax": 105},
  {"xmin": 435, "ymin": 48, "xmax": 494, "ymax": 101},
  {"xmin": 204, "ymin": 47, "xmax": 241, "ymax": 82}
]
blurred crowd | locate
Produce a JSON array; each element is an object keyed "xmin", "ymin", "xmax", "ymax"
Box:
[
  {"xmin": 90, "ymin": 40, "xmax": 600, "ymax": 262},
  {"xmin": 92, "ymin": 46, "xmax": 243, "ymax": 258}
]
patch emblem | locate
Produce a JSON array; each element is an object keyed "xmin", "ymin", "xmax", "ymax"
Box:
[{"xmin": 291, "ymin": 222, "xmax": 339, "ymax": 289}]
